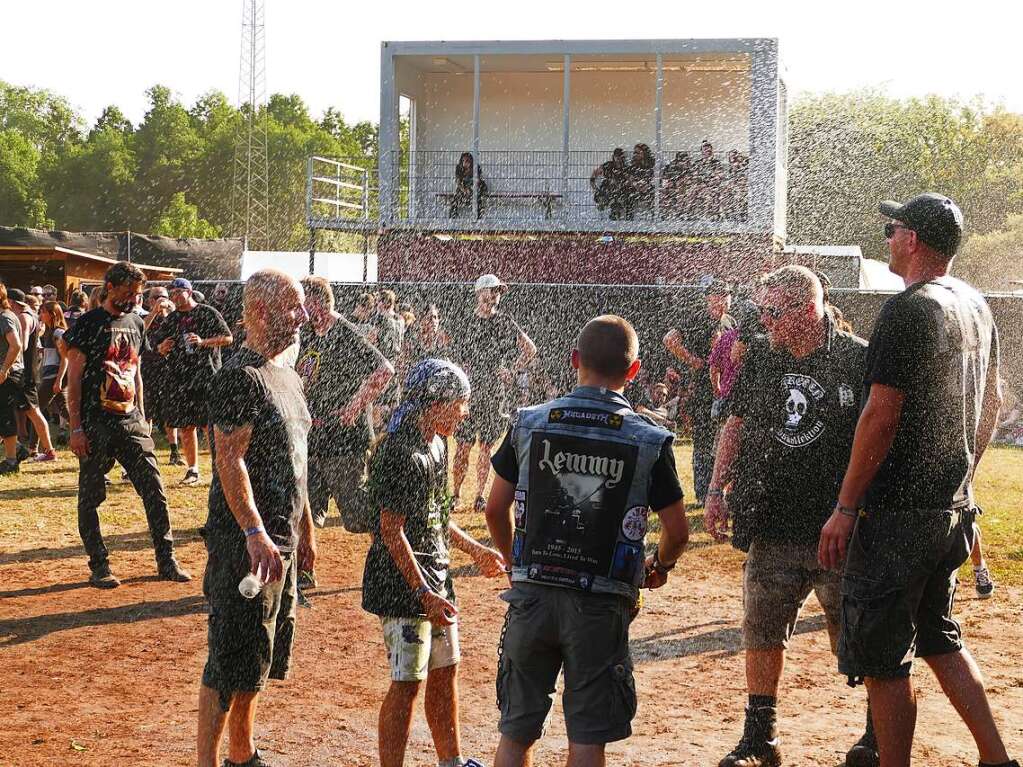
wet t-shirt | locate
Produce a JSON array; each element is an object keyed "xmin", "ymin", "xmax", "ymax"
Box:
[
  {"xmin": 296, "ymin": 316, "xmax": 387, "ymax": 456},
  {"xmin": 730, "ymin": 322, "xmax": 867, "ymax": 543},
  {"xmin": 150, "ymin": 304, "xmax": 231, "ymax": 383},
  {"xmin": 0, "ymin": 310, "xmax": 25, "ymax": 374},
  {"xmin": 453, "ymin": 311, "xmax": 522, "ymax": 402},
  {"xmin": 362, "ymin": 423, "xmax": 453, "ymax": 618},
  {"xmin": 863, "ymin": 277, "xmax": 999, "ymax": 510},
  {"xmin": 206, "ymin": 347, "xmax": 311, "ymax": 552},
  {"xmin": 63, "ymin": 308, "xmax": 146, "ymax": 424}
]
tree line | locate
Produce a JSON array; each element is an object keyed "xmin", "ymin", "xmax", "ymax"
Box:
[{"xmin": 2, "ymin": 80, "xmax": 1022, "ymax": 289}]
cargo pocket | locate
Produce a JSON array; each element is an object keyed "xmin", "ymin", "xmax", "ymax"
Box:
[
  {"xmin": 839, "ymin": 577, "xmax": 907, "ymax": 681},
  {"xmin": 609, "ymin": 658, "xmax": 637, "ymax": 726}
]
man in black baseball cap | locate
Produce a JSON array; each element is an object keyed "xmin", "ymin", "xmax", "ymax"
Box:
[
  {"xmin": 819, "ymin": 193, "xmax": 1016, "ymax": 767},
  {"xmin": 878, "ymin": 192, "xmax": 963, "ymax": 260}
]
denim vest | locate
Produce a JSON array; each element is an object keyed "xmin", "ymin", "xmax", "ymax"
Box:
[{"xmin": 509, "ymin": 385, "xmax": 671, "ymax": 600}]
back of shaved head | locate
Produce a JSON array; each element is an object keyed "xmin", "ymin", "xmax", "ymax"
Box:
[
  {"xmin": 244, "ymin": 269, "xmax": 298, "ymax": 312},
  {"xmin": 576, "ymin": 315, "xmax": 639, "ymax": 379}
]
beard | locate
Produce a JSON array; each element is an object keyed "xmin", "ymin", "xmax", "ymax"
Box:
[{"xmin": 113, "ymin": 298, "xmax": 137, "ymax": 313}]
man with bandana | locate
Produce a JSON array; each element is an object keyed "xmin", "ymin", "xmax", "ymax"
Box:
[{"xmin": 362, "ymin": 358, "xmax": 506, "ymax": 767}]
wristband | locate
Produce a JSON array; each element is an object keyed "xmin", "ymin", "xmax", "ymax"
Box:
[
  {"xmin": 71, "ymin": 427, "xmax": 84, "ymax": 435},
  {"xmin": 834, "ymin": 504, "xmax": 859, "ymax": 519},
  {"xmin": 706, "ymin": 488, "xmax": 724, "ymax": 498},
  {"xmin": 245, "ymin": 525, "xmax": 264, "ymax": 537},
  {"xmin": 652, "ymin": 551, "xmax": 677, "ymax": 575}
]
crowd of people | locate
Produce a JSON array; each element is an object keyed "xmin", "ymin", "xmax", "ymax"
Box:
[
  {"xmin": 591, "ymin": 141, "xmax": 749, "ymax": 221},
  {"xmin": 2, "ymin": 191, "xmax": 1019, "ymax": 767}
]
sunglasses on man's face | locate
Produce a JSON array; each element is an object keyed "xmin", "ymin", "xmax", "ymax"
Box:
[
  {"xmin": 884, "ymin": 222, "xmax": 913, "ymax": 240},
  {"xmin": 759, "ymin": 301, "xmax": 803, "ymax": 320}
]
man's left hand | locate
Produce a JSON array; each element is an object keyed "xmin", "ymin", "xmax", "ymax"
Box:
[
  {"xmin": 818, "ymin": 511, "xmax": 855, "ymax": 571},
  {"xmin": 642, "ymin": 555, "xmax": 668, "ymax": 589},
  {"xmin": 297, "ymin": 528, "xmax": 317, "ymax": 574},
  {"xmin": 184, "ymin": 333, "xmax": 202, "ymax": 347},
  {"xmin": 472, "ymin": 545, "xmax": 507, "ymax": 578}
]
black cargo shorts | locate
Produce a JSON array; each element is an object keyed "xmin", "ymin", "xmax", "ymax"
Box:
[
  {"xmin": 838, "ymin": 507, "xmax": 975, "ymax": 684},
  {"xmin": 201, "ymin": 528, "xmax": 297, "ymax": 705},
  {"xmin": 496, "ymin": 583, "xmax": 637, "ymax": 746}
]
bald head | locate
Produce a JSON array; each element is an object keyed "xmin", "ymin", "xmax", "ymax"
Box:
[
  {"xmin": 243, "ymin": 269, "xmax": 307, "ymax": 356},
  {"xmin": 763, "ymin": 265, "xmax": 824, "ymax": 315},
  {"xmin": 576, "ymin": 315, "xmax": 639, "ymax": 381}
]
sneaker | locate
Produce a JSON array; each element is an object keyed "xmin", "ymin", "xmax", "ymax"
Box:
[
  {"xmin": 298, "ymin": 569, "xmax": 318, "ymax": 589},
  {"xmin": 975, "ymin": 567, "xmax": 995, "ymax": 599},
  {"xmin": 0, "ymin": 459, "xmax": 19, "ymax": 475},
  {"xmin": 30, "ymin": 449, "xmax": 57, "ymax": 462},
  {"xmin": 168, "ymin": 448, "xmax": 186, "ymax": 466},
  {"xmin": 719, "ymin": 707, "xmax": 782, "ymax": 767},
  {"xmin": 121, "ymin": 469, "xmax": 130, "ymax": 482},
  {"xmin": 223, "ymin": 748, "xmax": 271, "ymax": 767},
  {"xmin": 89, "ymin": 566, "xmax": 121, "ymax": 589},
  {"xmin": 180, "ymin": 468, "xmax": 200, "ymax": 486},
  {"xmin": 157, "ymin": 558, "xmax": 192, "ymax": 582},
  {"xmin": 473, "ymin": 495, "xmax": 487, "ymax": 513},
  {"xmin": 15, "ymin": 443, "xmax": 30, "ymax": 463}
]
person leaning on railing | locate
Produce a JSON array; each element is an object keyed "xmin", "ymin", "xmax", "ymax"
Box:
[{"xmin": 451, "ymin": 151, "xmax": 488, "ymax": 220}]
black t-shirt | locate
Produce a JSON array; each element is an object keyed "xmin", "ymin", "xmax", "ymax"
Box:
[
  {"xmin": 730, "ymin": 325, "xmax": 867, "ymax": 543},
  {"xmin": 206, "ymin": 348, "xmax": 311, "ymax": 551},
  {"xmin": 63, "ymin": 307, "xmax": 148, "ymax": 424},
  {"xmin": 296, "ymin": 316, "xmax": 387, "ymax": 455},
  {"xmin": 675, "ymin": 312, "xmax": 735, "ymax": 407},
  {"xmin": 150, "ymin": 304, "xmax": 231, "ymax": 384},
  {"xmin": 453, "ymin": 311, "xmax": 523, "ymax": 402},
  {"xmin": 370, "ymin": 312, "xmax": 404, "ymax": 363},
  {"xmin": 491, "ymin": 424, "xmax": 684, "ymax": 513},
  {"xmin": 362, "ymin": 423, "xmax": 453, "ymax": 617},
  {"xmin": 863, "ymin": 277, "xmax": 1000, "ymax": 510}
]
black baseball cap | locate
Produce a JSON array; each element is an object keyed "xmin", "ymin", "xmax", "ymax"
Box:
[{"xmin": 879, "ymin": 193, "xmax": 964, "ymax": 257}]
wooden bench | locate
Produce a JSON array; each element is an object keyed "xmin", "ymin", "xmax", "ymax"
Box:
[{"xmin": 437, "ymin": 191, "xmax": 563, "ymax": 219}]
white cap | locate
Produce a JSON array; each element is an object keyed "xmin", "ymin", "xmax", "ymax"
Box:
[{"xmin": 474, "ymin": 273, "xmax": 507, "ymax": 292}]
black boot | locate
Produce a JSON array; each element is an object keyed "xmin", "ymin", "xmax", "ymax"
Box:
[
  {"xmin": 719, "ymin": 706, "xmax": 782, "ymax": 767},
  {"xmin": 845, "ymin": 704, "xmax": 879, "ymax": 767},
  {"xmin": 157, "ymin": 554, "xmax": 192, "ymax": 582}
]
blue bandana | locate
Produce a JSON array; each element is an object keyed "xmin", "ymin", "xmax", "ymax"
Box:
[{"xmin": 386, "ymin": 358, "xmax": 471, "ymax": 434}]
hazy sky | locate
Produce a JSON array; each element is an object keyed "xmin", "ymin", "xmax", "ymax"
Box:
[{"xmin": 2, "ymin": 0, "xmax": 1018, "ymax": 128}]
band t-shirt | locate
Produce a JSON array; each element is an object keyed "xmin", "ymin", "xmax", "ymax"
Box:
[
  {"xmin": 150, "ymin": 304, "xmax": 231, "ymax": 383},
  {"xmin": 730, "ymin": 323, "xmax": 867, "ymax": 543},
  {"xmin": 296, "ymin": 315, "xmax": 387, "ymax": 456},
  {"xmin": 40, "ymin": 327, "xmax": 65, "ymax": 380},
  {"xmin": 0, "ymin": 310, "xmax": 25, "ymax": 374},
  {"xmin": 362, "ymin": 422, "xmax": 453, "ymax": 618},
  {"xmin": 863, "ymin": 277, "xmax": 1000, "ymax": 510},
  {"xmin": 63, "ymin": 308, "xmax": 147, "ymax": 424},
  {"xmin": 453, "ymin": 311, "xmax": 522, "ymax": 403},
  {"xmin": 206, "ymin": 347, "xmax": 311, "ymax": 552}
]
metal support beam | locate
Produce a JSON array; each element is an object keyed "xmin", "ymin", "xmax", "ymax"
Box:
[
  {"xmin": 654, "ymin": 53, "xmax": 663, "ymax": 221},
  {"xmin": 472, "ymin": 54, "xmax": 481, "ymax": 221},
  {"xmin": 562, "ymin": 54, "xmax": 571, "ymax": 220},
  {"xmin": 308, "ymin": 228, "xmax": 316, "ymax": 275}
]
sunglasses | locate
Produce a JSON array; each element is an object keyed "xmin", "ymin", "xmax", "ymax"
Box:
[
  {"xmin": 759, "ymin": 301, "xmax": 803, "ymax": 320},
  {"xmin": 884, "ymin": 222, "xmax": 913, "ymax": 239}
]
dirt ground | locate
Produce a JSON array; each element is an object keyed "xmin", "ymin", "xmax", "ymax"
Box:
[{"xmin": 1, "ymin": 451, "xmax": 1021, "ymax": 767}]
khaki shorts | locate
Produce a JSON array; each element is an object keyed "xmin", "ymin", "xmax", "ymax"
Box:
[
  {"xmin": 743, "ymin": 539, "xmax": 842, "ymax": 652},
  {"xmin": 381, "ymin": 616, "xmax": 460, "ymax": 682},
  {"xmin": 497, "ymin": 583, "xmax": 636, "ymax": 746}
]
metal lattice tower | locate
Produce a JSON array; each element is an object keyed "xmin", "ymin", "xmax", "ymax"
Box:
[{"xmin": 231, "ymin": 0, "xmax": 270, "ymax": 249}]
